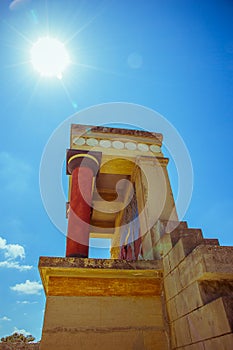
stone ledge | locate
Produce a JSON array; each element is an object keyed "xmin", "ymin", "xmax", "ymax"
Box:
[
  {"xmin": 39, "ymin": 257, "xmax": 163, "ymax": 296},
  {"xmin": 39, "ymin": 257, "xmax": 162, "ymax": 270}
]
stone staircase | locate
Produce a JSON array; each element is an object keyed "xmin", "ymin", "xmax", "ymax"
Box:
[{"xmin": 157, "ymin": 221, "xmax": 233, "ymax": 349}]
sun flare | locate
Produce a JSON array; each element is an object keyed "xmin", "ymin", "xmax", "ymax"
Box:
[{"xmin": 30, "ymin": 37, "xmax": 70, "ymax": 79}]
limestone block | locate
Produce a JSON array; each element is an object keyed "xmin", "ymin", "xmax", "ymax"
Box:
[
  {"xmin": 42, "ymin": 296, "xmax": 165, "ymax": 330},
  {"xmin": 178, "ymin": 245, "xmax": 233, "ymax": 289},
  {"xmin": 40, "ymin": 295, "xmax": 168, "ymax": 350},
  {"xmin": 168, "ymin": 220, "xmax": 188, "ymax": 235},
  {"xmin": 203, "ymin": 333, "xmax": 233, "ymax": 350},
  {"xmin": 162, "ymin": 254, "xmax": 171, "ymax": 276},
  {"xmin": 164, "ymin": 268, "xmax": 182, "ymax": 301},
  {"xmin": 159, "ymin": 233, "xmax": 173, "ymax": 256},
  {"xmin": 203, "ymin": 246, "xmax": 233, "ymax": 277},
  {"xmin": 168, "ymin": 233, "xmax": 202, "ymax": 271},
  {"xmin": 182, "ymin": 342, "xmax": 205, "ymax": 350},
  {"xmin": 166, "ymin": 297, "xmax": 178, "ymax": 321},
  {"xmin": 170, "ymin": 228, "xmax": 202, "ymax": 249},
  {"xmin": 170, "ymin": 323, "xmax": 177, "ymax": 349},
  {"xmin": 40, "ymin": 328, "xmax": 169, "ymax": 350},
  {"xmin": 151, "ymin": 220, "xmax": 164, "ymax": 245},
  {"xmin": 174, "ymin": 281, "xmax": 203, "ymax": 319},
  {"xmin": 178, "ymin": 252, "xmax": 205, "ymax": 289},
  {"xmin": 143, "ymin": 330, "xmax": 169, "ymax": 350},
  {"xmin": 151, "ymin": 220, "xmax": 187, "ymax": 245},
  {"xmin": 187, "ymin": 297, "xmax": 233, "ymax": 343},
  {"xmin": 173, "ymin": 315, "xmax": 192, "ymax": 347},
  {"xmin": 201, "ymin": 238, "xmax": 219, "ymax": 246}
]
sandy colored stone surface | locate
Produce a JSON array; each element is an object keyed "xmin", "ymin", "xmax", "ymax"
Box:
[
  {"xmin": 188, "ymin": 297, "xmax": 233, "ymax": 343},
  {"xmin": 40, "ymin": 296, "xmax": 169, "ymax": 350}
]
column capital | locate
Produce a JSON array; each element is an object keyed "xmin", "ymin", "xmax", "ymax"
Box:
[{"xmin": 66, "ymin": 149, "xmax": 102, "ymax": 176}]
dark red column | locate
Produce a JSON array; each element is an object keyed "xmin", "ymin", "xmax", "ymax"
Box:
[{"xmin": 66, "ymin": 150, "xmax": 101, "ymax": 258}]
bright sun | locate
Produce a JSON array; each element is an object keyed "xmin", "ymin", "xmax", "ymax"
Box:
[{"xmin": 30, "ymin": 37, "xmax": 70, "ymax": 79}]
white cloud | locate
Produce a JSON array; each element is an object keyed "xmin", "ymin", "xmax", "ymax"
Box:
[
  {"xmin": 0, "ymin": 236, "xmax": 25, "ymax": 260},
  {"xmin": 5, "ymin": 244, "xmax": 25, "ymax": 260},
  {"xmin": 0, "ymin": 261, "xmax": 32, "ymax": 271},
  {"xmin": 0, "ymin": 316, "xmax": 11, "ymax": 322},
  {"xmin": 9, "ymin": 0, "xmax": 30, "ymax": 11},
  {"xmin": 16, "ymin": 300, "xmax": 38, "ymax": 304},
  {"xmin": 13, "ymin": 327, "xmax": 31, "ymax": 336},
  {"xmin": 0, "ymin": 236, "xmax": 32, "ymax": 271},
  {"xmin": 0, "ymin": 237, "xmax": 7, "ymax": 249},
  {"xmin": 11, "ymin": 280, "xmax": 43, "ymax": 295}
]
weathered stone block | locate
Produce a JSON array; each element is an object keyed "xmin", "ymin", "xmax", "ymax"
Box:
[
  {"xmin": 151, "ymin": 220, "xmax": 165, "ymax": 245},
  {"xmin": 170, "ymin": 227, "xmax": 200, "ymax": 247},
  {"xmin": 203, "ymin": 246, "xmax": 233, "ymax": 277},
  {"xmin": 168, "ymin": 233, "xmax": 203, "ymax": 271},
  {"xmin": 188, "ymin": 297, "xmax": 233, "ymax": 343},
  {"xmin": 173, "ymin": 315, "xmax": 192, "ymax": 347},
  {"xmin": 203, "ymin": 333, "xmax": 233, "ymax": 350},
  {"xmin": 170, "ymin": 322, "xmax": 177, "ymax": 349},
  {"xmin": 40, "ymin": 329, "xmax": 168, "ymax": 350},
  {"xmin": 201, "ymin": 238, "xmax": 219, "ymax": 246},
  {"xmin": 166, "ymin": 297, "xmax": 178, "ymax": 322},
  {"xmin": 182, "ymin": 341, "xmax": 205, "ymax": 350},
  {"xmin": 156, "ymin": 233, "xmax": 173, "ymax": 257},
  {"xmin": 163, "ymin": 254, "xmax": 171, "ymax": 276},
  {"xmin": 43, "ymin": 296, "xmax": 164, "ymax": 329},
  {"xmin": 40, "ymin": 295, "xmax": 168, "ymax": 350},
  {"xmin": 174, "ymin": 281, "xmax": 203, "ymax": 319},
  {"xmin": 178, "ymin": 245, "xmax": 233, "ymax": 289},
  {"xmin": 164, "ymin": 268, "xmax": 182, "ymax": 301},
  {"xmin": 178, "ymin": 252, "xmax": 205, "ymax": 289},
  {"xmin": 143, "ymin": 330, "xmax": 169, "ymax": 349}
]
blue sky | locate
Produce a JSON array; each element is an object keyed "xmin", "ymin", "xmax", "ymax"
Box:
[{"xmin": 0, "ymin": 0, "xmax": 233, "ymax": 342}]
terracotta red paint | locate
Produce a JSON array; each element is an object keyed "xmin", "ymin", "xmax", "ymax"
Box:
[{"xmin": 66, "ymin": 166, "xmax": 93, "ymax": 258}]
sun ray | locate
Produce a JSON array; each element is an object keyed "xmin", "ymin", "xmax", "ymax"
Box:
[
  {"xmin": 3, "ymin": 20, "xmax": 33, "ymax": 45},
  {"xmin": 64, "ymin": 15, "xmax": 98, "ymax": 45},
  {"xmin": 3, "ymin": 60, "xmax": 31, "ymax": 69},
  {"xmin": 60, "ymin": 79, "xmax": 78, "ymax": 110},
  {"xmin": 64, "ymin": 2, "xmax": 107, "ymax": 46},
  {"xmin": 73, "ymin": 62, "xmax": 126, "ymax": 78}
]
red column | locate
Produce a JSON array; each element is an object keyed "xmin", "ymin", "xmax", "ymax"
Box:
[{"xmin": 66, "ymin": 151, "xmax": 101, "ymax": 258}]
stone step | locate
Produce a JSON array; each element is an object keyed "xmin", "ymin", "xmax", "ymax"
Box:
[
  {"xmin": 167, "ymin": 236, "xmax": 220, "ymax": 272},
  {"xmin": 166, "ymin": 277, "xmax": 233, "ymax": 323},
  {"xmin": 170, "ymin": 228, "xmax": 203, "ymax": 248},
  {"xmin": 171, "ymin": 296, "xmax": 233, "ymax": 348},
  {"xmin": 179, "ymin": 245, "xmax": 233, "ymax": 290},
  {"xmin": 152, "ymin": 222, "xmax": 200, "ymax": 259},
  {"xmin": 201, "ymin": 332, "xmax": 233, "ymax": 350},
  {"xmin": 151, "ymin": 220, "xmax": 188, "ymax": 246},
  {"xmin": 164, "ymin": 245, "xmax": 233, "ymax": 301}
]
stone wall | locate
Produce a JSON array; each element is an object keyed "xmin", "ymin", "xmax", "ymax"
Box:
[
  {"xmin": 39, "ymin": 258, "xmax": 169, "ymax": 350},
  {"xmin": 153, "ymin": 220, "xmax": 233, "ymax": 350}
]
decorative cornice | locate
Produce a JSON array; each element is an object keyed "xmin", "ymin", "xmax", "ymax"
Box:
[{"xmin": 71, "ymin": 124, "xmax": 163, "ymax": 143}]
